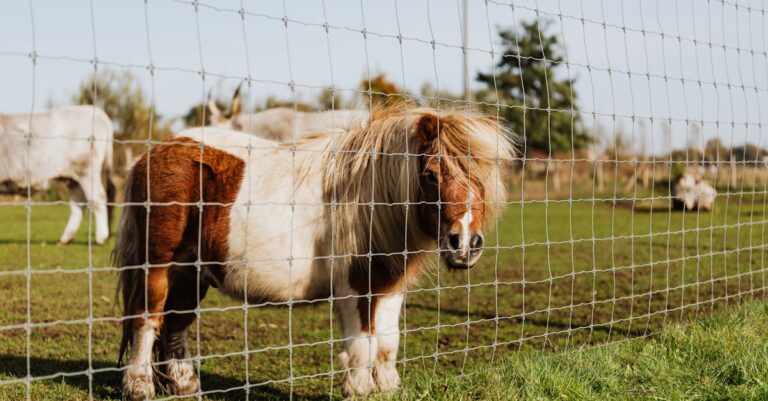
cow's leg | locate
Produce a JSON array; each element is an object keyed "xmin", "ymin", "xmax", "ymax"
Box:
[
  {"xmin": 58, "ymin": 182, "xmax": 85, "ymax": 244},
  {"xmin": 75, "ymin": 173, "xmax": 109, "ymax": 245},
  {"xmin": 335, "ymin": 284, "xmax": 378, "ymax": 397},
  {"xmin": 158, "ymin": 267, "xmax": 209, "ymax": 396},
  {"xmin": 372, "ymin": 292, "xmax": 403, "ymax": 392},
  {"xmin": 122, "ymin": 264, "xmax": 170, "ymax": 401}
]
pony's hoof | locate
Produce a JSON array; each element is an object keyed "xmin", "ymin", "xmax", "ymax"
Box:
[
  {"xmin": 57, "ymin": 238, "xmax": 72, "ymax": 246},
  {"xmin": 373, "ymin": 363, "xmax": 400, "ymax": 392},
  {"xmin": 342, "ymin": 368, "xmax": 377, "ymax": 398},
  {"xmin": 122, "ymin": 368, "xmax": 155, "ymax": 401},
  {"xmin": 167, "ymin": 359, "xmax": 199, "ymax": 395}
]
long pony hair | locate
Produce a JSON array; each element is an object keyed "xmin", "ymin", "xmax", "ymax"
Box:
[{"xmin": 290, "ymin": 106, "xmax": 516, "ymax": 271}]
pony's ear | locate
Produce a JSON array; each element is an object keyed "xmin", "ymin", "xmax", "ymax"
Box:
[{"xmin": 417, "ymin": 114, "xmax": 439, "ymax": 142}]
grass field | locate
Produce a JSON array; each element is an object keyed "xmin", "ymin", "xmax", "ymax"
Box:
[
  {"xmin": 378, "ymin": 301, "xmax": 768, "ymax": 400},
  {"xmin": 1, "ymin": 187, "xmax": 767, "ymax": 400}
]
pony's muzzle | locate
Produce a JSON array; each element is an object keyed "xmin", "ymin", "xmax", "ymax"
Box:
[{"xmin": 442, "ymin": 232, "xmax": 484, "ymax": 269}]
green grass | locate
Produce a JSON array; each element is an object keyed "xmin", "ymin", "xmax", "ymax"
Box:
[
  {"xmin": 376, "ymin": 301, "xmax": 768, "ymax": 401},
  {"xmin": 1, "ymin": 189, "xmax": 767, "ymax": 400}
]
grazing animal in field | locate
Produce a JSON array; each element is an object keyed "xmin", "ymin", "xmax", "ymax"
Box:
[
  {"xmin": 115, "ymin": 107, "xmax": 514, "ymax": 399},
  {"xmin": 672, "ymin": 173, "xmax": 717, "ymax": 211},
  {"xmin": 0, "ymin": 106, "xmax": 114, "ymax": 244},
  {"xmin": 208, "ymin": 87, "xmax": 366, "ymax": 142}
]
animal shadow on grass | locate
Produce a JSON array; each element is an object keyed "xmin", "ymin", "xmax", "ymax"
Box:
[
  {"xmin": 0, "ymin": 355, "xmax": 327, "ymax": 400},
  {"xmin": 743, "ymin": 210, "xmax": 765, "ymax": 217},
  {"xmin": 610, "ymin": 199, "xmax": 672, "ymax": 214}
]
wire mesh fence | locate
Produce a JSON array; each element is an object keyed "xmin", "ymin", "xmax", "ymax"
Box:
[{"xmin": 1, "ymin": 0, "xmax": 768, "ymax": 399}]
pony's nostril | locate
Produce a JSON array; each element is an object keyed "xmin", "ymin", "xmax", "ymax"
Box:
[
  {"xmin": 448, "ymin": 234, "xmax": 461, "ymax": 250},
  {"xmin": 470, "ymin": 234, "xmax": 484, "ymax": 251}
]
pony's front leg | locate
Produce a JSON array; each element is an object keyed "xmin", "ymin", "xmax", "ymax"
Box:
[
  {"xmin": 372, "ymin": 292, "xmax": 403, "ymax": 392},
  {"xmin": 336, "ymin": 295, "xmax": 378, "ymax": 397},
  {"xmin": 122, "ymin": 265, "xmax": 170, "ymax": 401}
]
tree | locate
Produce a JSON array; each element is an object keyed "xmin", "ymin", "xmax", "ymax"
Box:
[
  {"xmin": 420, "ymin": 82, "xmax": 463, "ymax": 108},
  {"xmin": 74, "ymin": 69, "xmax": 170, "ymax": 141},
  {"xmin": 704, "ymin": 138, "xmax": 728, "ymax": 163},
  {"xmin": 476, "ymin": 20, "xmax": 590, "ymax": 153},
  {"xmin": 74, "ymin": 69, "xmax": 172, "ymax": 170},
  {"xmin": 317, "ymin": 88, "xmax": 346, "ymax": 110},
  {"xmin": 359, "ymin": 74, "xmax": 408, "ymax": 106},
  {"xmin": 262, "ymin": 95, "xmax": 316, "ymax": 112},
  {"xmin": 182, "ymin": 98, "xmax": 228, "ymax": 128},
  {"xmin": 731, "ymin": 143, "xmax": 763, "ymax": 163}
]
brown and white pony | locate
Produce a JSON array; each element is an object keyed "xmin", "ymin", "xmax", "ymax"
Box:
[{"xmin": 115, "ymin": 107, "xmax": 514, "ymax": 399}]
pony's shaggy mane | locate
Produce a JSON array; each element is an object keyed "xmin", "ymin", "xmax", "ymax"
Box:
[{"xmin": 288, "ymin": 106, "xmax": 515, "ymax": 270}]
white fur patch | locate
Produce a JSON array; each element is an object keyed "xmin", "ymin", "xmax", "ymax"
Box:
[
  {"xmin": 122, "ymin": 322, "xmax": 157, "ymax": 401},
  {"xmin": 459, "ymin": 190, "xmax": 475, "ymax": 255},
  {"xmin": 176, "ymin": 127, "xmax": 332, "ymax": 303},
  {"xmin": 334, "ymin": 286, "xmax": 379, "ymax": 397},
  {"xmin": 373, "ymin": 293, "xmax": 403, "ymax": 392}
]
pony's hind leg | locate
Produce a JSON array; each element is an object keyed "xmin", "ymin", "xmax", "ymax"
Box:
[
  {"xmin": 122, "ymin": 264, "xmax": 170, "ymax": 401},
  {"xmin": 158, "ymin": 265, "xmax": 210, "ymax": 396},
  {"xmin": 118, "ymin": 140, "xmax": 202, "ymax": 400}
]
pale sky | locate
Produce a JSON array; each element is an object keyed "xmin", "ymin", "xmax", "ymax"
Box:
[{"xmin": 1, "ymin": 0, "xmax": 767, "ymax": 154}]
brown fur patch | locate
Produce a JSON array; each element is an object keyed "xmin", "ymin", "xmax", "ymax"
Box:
[
  {"xmin": 417, "ymin": 114, "xmax": 438, "ymax": 141},
  {"xmin": 348, "ymin": 253, "xmax": 424, "ymax": 334},
  {"xmin": 122, "ymin": 137, "xmax": 245, "ymax": 326}
]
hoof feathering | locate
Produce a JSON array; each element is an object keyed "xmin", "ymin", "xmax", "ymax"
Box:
[
  {"xmin": 373, "ymin": 363, "xmax": 401, "ymax": 392},
  {"xmin": 122, "ymin": 366, "xmax": 155, "ymax": 401},
  {"xmin": 167, "ymin": 359, "xmax": 199, "ymax": 395},
  {"xmin": 342, "ymin": 367, "xmax": 377, "ymax": 397}
]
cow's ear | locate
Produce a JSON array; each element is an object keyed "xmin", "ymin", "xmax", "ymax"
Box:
[
  {"xmin": 417, "ymin": 114, "xmax": 439, "ymax": 142},
  {"xmin": 208, "ymin": 100, "xmax": 222, "ymax": 118},
  {"xmin": 229, "ymin": 84, "xmax": 242, "ymax": 118}
]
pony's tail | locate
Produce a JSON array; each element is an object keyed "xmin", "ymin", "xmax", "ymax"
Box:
[
  {"xmin": 102, "ymin": 109, "xmax": 116, "ymax": 233},
  {"xmin": 113, "ymin": 167, "xmax": 144, "ymax": 367},
  {"xmin": 106, "ymin": 176, "xmax": 116, "ymax": 233}
]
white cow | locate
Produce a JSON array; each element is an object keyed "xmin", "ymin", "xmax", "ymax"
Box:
[
  {"xmin": 672, "ymin": 173, "xmax": 717, "ymax": 211},
  {"xmin": 207, "ymin": 88, "xmax": 366, "ymax": 142},
  {"xmin": 0, "ymin": 105, "xmax": 114, "ymax": 244}
]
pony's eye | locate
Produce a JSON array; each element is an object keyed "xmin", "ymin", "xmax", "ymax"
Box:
[{"xmin": 425, "ymin": 170, "xmax": 438, "ymax": 185}]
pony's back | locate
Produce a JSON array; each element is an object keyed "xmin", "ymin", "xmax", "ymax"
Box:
[
  {"xmin": 175, "ymin": 126, "xmax": 278, "ymax": 160},
  {"xmin": 233, "ymin": 108, "xmax": 365, "ymax": 142}
]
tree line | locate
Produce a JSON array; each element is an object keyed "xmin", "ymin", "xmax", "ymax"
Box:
[{"xmin": 72, "ymin": 21, "xmax": 587, "ymax": 157}]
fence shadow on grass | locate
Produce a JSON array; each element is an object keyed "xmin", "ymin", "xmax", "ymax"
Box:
[
  {"xmin": 0, "ymin": 354, "xmax": 327, "ymax": 401},
  {"xmin": 406, "ymin": 303, "xmax": 646, "ymax": 339}
]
